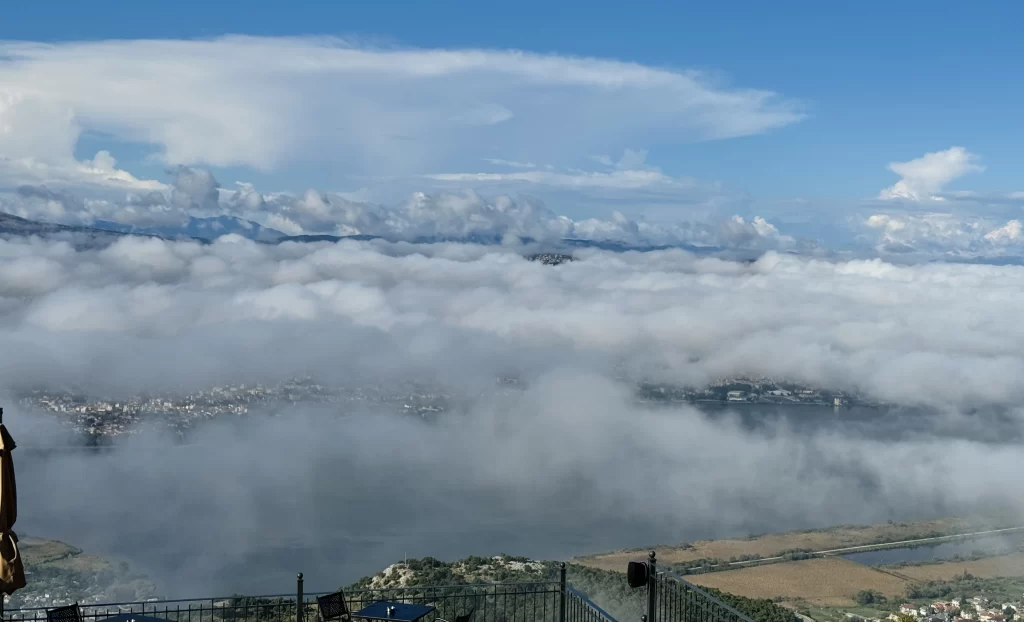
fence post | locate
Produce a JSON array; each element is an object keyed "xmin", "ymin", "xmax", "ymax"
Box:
[
  {"xmin": 647, "ymin": 551, "xmax": 657, "ymax": 622},
  {"xmin": 297, "ymin": 573, "xmax": 304, "ymax": 622},
  {"xmin": 559, "ymin": 562, "xmax": 567, "ymax": 622}
]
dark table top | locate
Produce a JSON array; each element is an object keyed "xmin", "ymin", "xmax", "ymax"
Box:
[
  {"xmin": 102, "ymin": 614, "xmax": 175, "ymax": 622},
  {"xmin": 351, "ymin": 601, "xmax": 436, "ymax": 622}
]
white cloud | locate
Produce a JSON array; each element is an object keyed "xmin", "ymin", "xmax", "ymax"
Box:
[
  {"xmin": 424, "ymin": 168, "xmax": 692, "ymax": 190},
  {"xmin": 6, "ymin": 233, "xmax": 1024, "ymax": 594},
  {"xmin": 482, "ymin": 158, "xmax": 536, "ymax": 169},
  {"xmin": 0, "ymin": 36, "xmax": 804, "ymax": 189},
  {"xmin": 590, "ymin": 148, "xmax": 651, "ymax": 171},
  {"xmin": 878, "ymin": 146, "xmax": 983, "ymax": 201},
  {"xmin": 862, "ymin": 211, "xmax": 1024, "ymax": 256},
  {"xmin": 2, "ymin": 166, "xmax": 789, "ymax": 251},
  {"xmin": 861, "ymin": 148, "xmax": 1024, "ymax": 256},
  {"xmin": 3, "ymin": 234, "xmax": 1024, "ymax": 412},
  {"xmin": 984, "ymin": 220, "xmax": 1023, "ymax": 243},
  {"xmin": 422, "ymin": 148, "xmax": 739, "ymax": 219}
]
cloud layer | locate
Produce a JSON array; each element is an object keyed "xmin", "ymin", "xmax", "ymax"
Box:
[
  {"xmin": 0, "ymin": 36, "xmax": 803, "ymax": 187},
  {"xmin": 3, "ymin": 235, "xmax": 1024, "ymax": 595},
  {"xmin": 2, "ymin": 165, "xmax": 793, "ymax": 251}
]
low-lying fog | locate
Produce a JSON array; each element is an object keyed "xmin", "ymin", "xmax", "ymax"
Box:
[{"xmin": 5, "ymin": 235, "xmax": 1024, "ymax": 596}]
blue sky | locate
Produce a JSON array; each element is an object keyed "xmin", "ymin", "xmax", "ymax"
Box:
[{"xmin": 1, "ymin": 1, "xmax": 1023, "ymax": 250}]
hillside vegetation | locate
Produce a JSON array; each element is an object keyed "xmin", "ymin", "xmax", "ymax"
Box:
[
  {"xmin": 11, "ymin": 538, "xmax": 156, "ymax": 609},
  {"xmin": 348, "ymin": 555, "xmax": 797, "ymax": 622}
]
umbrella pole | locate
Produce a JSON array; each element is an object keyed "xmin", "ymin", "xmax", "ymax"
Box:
[{"xmin": 1, "ymin": 406, "xmax": 5, "ymax": 622}]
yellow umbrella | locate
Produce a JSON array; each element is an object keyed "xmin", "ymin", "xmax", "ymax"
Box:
[{"xmin": 0, "ymin": 410, "xmax": 26, "ymax": 599}]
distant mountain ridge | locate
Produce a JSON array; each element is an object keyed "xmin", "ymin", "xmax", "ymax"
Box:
[
  {"xmin": 0, "ymin": 211, "xmax": 152, "ymax": 248},
  {"xmin": 0, "ymin": 210, "xmax": 749, "ymax": 259},
  {"xmin": 92, "ymin": 215, "xmax": 286, "ymax": 242}
]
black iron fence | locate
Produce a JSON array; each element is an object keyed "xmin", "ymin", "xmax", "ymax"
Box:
[
  {"xmin": 652, "ymin": 575, "xmax": 756, "ymax": 622},
  {"xmin": 5, "ymin": 558, "xmax": 765, "ymax": 622},
  {"xmin": 632, "ymin": 552, "xmax": 755, "ymax": 622},
  {"xmin": 4, "ymin": 566, "xmax": 588, "ymax": 622},
  {"xmin": 565, "ymin": 586, "xmax": 616, "ymax": 622}
]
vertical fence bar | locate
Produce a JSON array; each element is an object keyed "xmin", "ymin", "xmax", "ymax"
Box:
[
  {"xmin": 295, "ymin": 574, "xmax": 303, "ymax": 622},
  {"xmin": 559, "ymin": 563, "xmax": 567, "ymax": 622},
  {"xmin": 647, "ymin": 551, "xmax": 657, "ymax": 622}
]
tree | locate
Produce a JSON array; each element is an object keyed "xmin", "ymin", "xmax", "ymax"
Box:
[
  {"xmin": 855, "ymin": 591, "xmax": 876, "ymax": 605},
  {"xmin": 856, "ymin": 590, "xmax": 887, "ymax": 606}
]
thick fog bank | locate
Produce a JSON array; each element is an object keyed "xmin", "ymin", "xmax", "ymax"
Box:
[
  {"xmin": 3, "ymin": 236, "xmax": 1024, "ymax": 594},
  {"xmin": 14, "ymin": 376, "xmax": 1024, "ymax": 596}
]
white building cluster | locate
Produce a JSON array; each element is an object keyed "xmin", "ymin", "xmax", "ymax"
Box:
[{"xmin": 886, "ymin": 596, "xmax": 1021, "ymax": 622}]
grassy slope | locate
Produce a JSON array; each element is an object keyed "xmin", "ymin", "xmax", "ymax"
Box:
[{"xmin": 12, "ymin": 538, "xmax": 156, "ymax": 608}]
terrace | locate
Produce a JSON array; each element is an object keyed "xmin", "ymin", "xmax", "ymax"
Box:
[{"xmin": 3, "ymin": 555, "xmax": 757, "ymax": 622}]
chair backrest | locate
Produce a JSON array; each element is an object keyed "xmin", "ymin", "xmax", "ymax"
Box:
[
  {"xmin": 454, "ymin": 606, "xmax": 476, "ymax": 622},
  {"xmin": 46, "ymin": 603, "xmax": 82, "ymax": 622},
  {"xmin": 316, "ymin": 591, "xmax": 350, "ymax": 622}
]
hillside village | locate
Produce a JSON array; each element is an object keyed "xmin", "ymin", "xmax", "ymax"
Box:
[
  {"xmin": 636, "ymin": 376, "xmax": 889, "ymax": 408},
  {"xmin": 850, "ymin": 595, "xmax": 1024, "ymax": 622}
]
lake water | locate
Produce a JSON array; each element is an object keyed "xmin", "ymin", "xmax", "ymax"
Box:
[
  {"xmin": 16, "ymin": 400, "xmax": 1024, "ymax": 597},
  {"xmin": 843, "ymin": 535, "xmax": 1024, "ymax": 566},
  {"xmin": 693, "ymin": 402, "xmax": 1024, "ymax": 445}
]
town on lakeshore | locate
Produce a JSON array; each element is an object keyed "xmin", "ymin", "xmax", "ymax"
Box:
[{"xmin": 14, "ymin": 375, "xmax": 886, "ymax": 440}]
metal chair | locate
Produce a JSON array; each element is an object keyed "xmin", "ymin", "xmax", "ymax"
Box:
[
  {"xmin": 46, "ymin": 603, "xmax": 83, "ymax": 622},
  {"xmin": 316, "ymin": 591, "xmax": 351, "ymax": 622},
  {"xmin": 438, "ymin": 606, "xmax": 476, "ymax": 622}
]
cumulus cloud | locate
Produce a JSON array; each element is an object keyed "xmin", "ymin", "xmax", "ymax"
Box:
[
  {"xmin": 0, "ymin": 36, "xmax": 804, "ymax": 186},
  {"xmin": 2, "ymin": 235, "xmax": 1024, "ymax": 594},
  {"xmin": 984, "ymin": 219, "xmax": 1023, "ymax": 243},
  {"xmin": 860, "ymin": 148, "xmax": 1024, "ymax": 257},
  {"xmin": 861, "ymin": 211, "xmax": 1024, "ymax": 258},
  {"xmin": 878, "ymin": 146, "xmax": 983, "ymax": 201},
  {"xmin": 2, "ymin": 166, "xmax": 791, "ymax": 251}
]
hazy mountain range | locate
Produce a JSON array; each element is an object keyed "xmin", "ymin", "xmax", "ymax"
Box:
[
  {"xmin": 0, "ymin": 210, "xmax": 745, "ymax": 257},
  {"xmin": 92, "ymin": 214, "xmax": 287, "ymax": 243}
]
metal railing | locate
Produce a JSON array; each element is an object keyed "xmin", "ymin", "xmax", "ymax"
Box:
[
  {"xmin": 629, "ymin": 551, "xmax": 756, "ymax": 622},
  {"xmin": 4, "ymin": 565, "xmax": 617, "ymax": 622},
  {"xmin": 653, "ymin": 574, "xmax": 755, "ymax": 622},
  {"xmin": 565, "ymin": 586, "xmax": 616, "ymax": 622},
  {"xmin": 1, "ymin": 556, "xmax": 776, "ymax": 622}
]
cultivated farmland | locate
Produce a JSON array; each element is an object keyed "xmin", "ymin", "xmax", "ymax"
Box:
[
  {"xmin": 684, "ymin": 558, "xmax": 909, "ymax": 607},
  {"xmin": 574, "ymin": 519, "xmax": 978, "ymax": 572},
  {"xmin": 890, "ymin": 553, "xmax": 1024, "ymax": 581}
]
